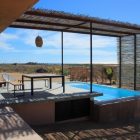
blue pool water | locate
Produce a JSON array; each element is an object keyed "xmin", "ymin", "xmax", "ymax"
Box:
[{"xmin": 67, "ymin": 82, "xmax": 140, "ymax": 102}]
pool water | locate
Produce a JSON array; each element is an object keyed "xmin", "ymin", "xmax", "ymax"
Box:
[{"xmin": 67, "ymin": 82, "xmax": 140, "ymax": 102}]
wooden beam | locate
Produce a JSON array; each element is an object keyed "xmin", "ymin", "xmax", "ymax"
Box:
[
  {"xmin": 63, "ymin": 22, "xmax": 87, "ymax": 30},
  {"xmin": 24, "ymin": 10, "xmax": 140, "ymax": 31},
  {"xmin": 15, "ymin": 19, "xmax": 133, "ymax": 35},
  {"xmin": 10, "ymin": 25, "xmax": 121, "ymax": 37}
]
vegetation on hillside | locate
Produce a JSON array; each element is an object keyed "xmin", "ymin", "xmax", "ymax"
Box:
[{"xmin": 0, "ymin": 63, "xmax": 118, "ymax": 85}]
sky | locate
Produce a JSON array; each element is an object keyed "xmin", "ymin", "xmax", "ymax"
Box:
[{"xmin": 0, "ymin": 0, "xmax": 140, "ymax": 64}]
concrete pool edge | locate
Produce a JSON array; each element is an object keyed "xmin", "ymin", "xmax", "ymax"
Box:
[
  {"xmin": 94, "ymin": 95, "xmax": 140, "ymax": 105},
  {"xmin": 66, "ymin": 82, "xmax": 140, "ymax": 123},
  {"xmin": 67, "ymin": 82, "xmax": 140, "ymax": 102}
]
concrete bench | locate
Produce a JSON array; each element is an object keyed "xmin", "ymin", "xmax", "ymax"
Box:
[{"xmin": 0, "ymin": 106, "xmax": 42, "ymax": 140}]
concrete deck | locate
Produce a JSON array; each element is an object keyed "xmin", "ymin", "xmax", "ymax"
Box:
[
  {"xmin": 0, "ymin": 80, "xmax": 87, "ymax": 95},
  {"xmin": 0, "ymin": 80, "xmax": 101, "ymax": 106}
]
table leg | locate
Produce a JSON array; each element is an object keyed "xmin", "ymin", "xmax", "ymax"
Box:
[
  {"xmin": 45, "ymin": 79, "xmax": 47, "ymax": 87},
  {"xmin": 49, "ymin": 77, "xmax": 52, "ymax": 89},
  {"xmin": 31, "ymin": 78, "xmax": 34, "ymax": 96},
  {"xmin": 22, "ymin": 76, "xmax": 24, "ymax": 90}
]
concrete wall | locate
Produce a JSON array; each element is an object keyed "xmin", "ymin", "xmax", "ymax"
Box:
[
  {"xmin": 11, "ymin": 101, "xmax": 55, "ymax": 126},
  {"xmin": 92, "ymin": 99, "xmax": 140, "ymax": 123}
]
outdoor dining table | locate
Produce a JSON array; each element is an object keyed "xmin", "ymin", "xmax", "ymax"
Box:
[{"xmin": 22, "ymin": 74, "xmax": 65, "ymax": 95}]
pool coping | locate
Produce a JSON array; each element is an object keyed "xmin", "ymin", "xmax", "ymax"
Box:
[
  {"xmin": 94, "ymin": 96, "xmax": 140, "ymax": 105},
  {"xmin": 0, "ymin": 92, "xmax": 102, "ymax": 106}
]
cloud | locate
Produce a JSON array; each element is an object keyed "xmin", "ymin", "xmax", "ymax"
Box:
[
  {"xmin": 0, "ymin": 42, "xmax": 14, "ymax": 51},
  {"xmin": 9, "ymin": 29, "xmax": 116, "ymax": 50},
  {"xmin": 14, "ymin": 29, "xmax": 61, "ymax": 49},
  {"xmin": 0, "ymin": 32, "xmax": 20, "ymax": 52},
  {"xmin": 62, "ymin": 33, "xmax": 117, "ymax": 49},
  {"xmin": 0, "ymin": 28, "xmax": 117, "ymax": 64},
  {"xmin": 0, "ymin": 32, "xmax": 19, "ymax": 41}
]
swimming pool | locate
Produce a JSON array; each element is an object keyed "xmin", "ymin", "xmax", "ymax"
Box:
[{"xmin": 67, "ymin": 82, "xmax": 140, "ymax": 102}]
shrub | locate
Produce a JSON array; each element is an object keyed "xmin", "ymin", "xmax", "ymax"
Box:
[
  {"xmin": 104, "ymin": 67, "xmax": 113, "ymax": 85},
  {"xmin": 58, "ymin": 69, "xmax": 69, "ymax": 76},
  {"xmin": 36, "ymin": 68, "xmax": 47, "ymax": 73}
]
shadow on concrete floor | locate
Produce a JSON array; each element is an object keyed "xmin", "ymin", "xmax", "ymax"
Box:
[{"xmin": 33, "ymin": 120, "xmax": 140, "ymax": 140}]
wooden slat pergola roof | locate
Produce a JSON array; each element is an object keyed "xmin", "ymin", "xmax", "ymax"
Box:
[{"xmin": 9, "ymin": 8, "xmax": 140, "ymax": 37}]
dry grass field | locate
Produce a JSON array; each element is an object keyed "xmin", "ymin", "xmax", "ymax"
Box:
[{"xmin": 0, "ymin": 64, "xmax": 118, "ymax": 84}]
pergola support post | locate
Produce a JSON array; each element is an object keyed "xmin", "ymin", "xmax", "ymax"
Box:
[
  {"xmin": 119, "ymin": 37, "xmax": 122, "ymax": 88},
  {"xmin": 61, "ymin": 32, "xmax": 64, "ymax": 75},
  {"xmin": 134, "ymin": 34, "xmax": 137, "ymax": 90},
  {"xmin": 90, "ymin": 22, "xmax": 93, "ymax": 93}
]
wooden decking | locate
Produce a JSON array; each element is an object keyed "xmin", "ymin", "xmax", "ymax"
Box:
[{"xmin": 33, "ymin": 120, "xmax": 140, "ymax": 140}]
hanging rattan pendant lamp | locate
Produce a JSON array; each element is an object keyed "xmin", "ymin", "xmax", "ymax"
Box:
[{"xmin": 35, "ymin": 35, "xmax": 43, "ymax": 47}]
